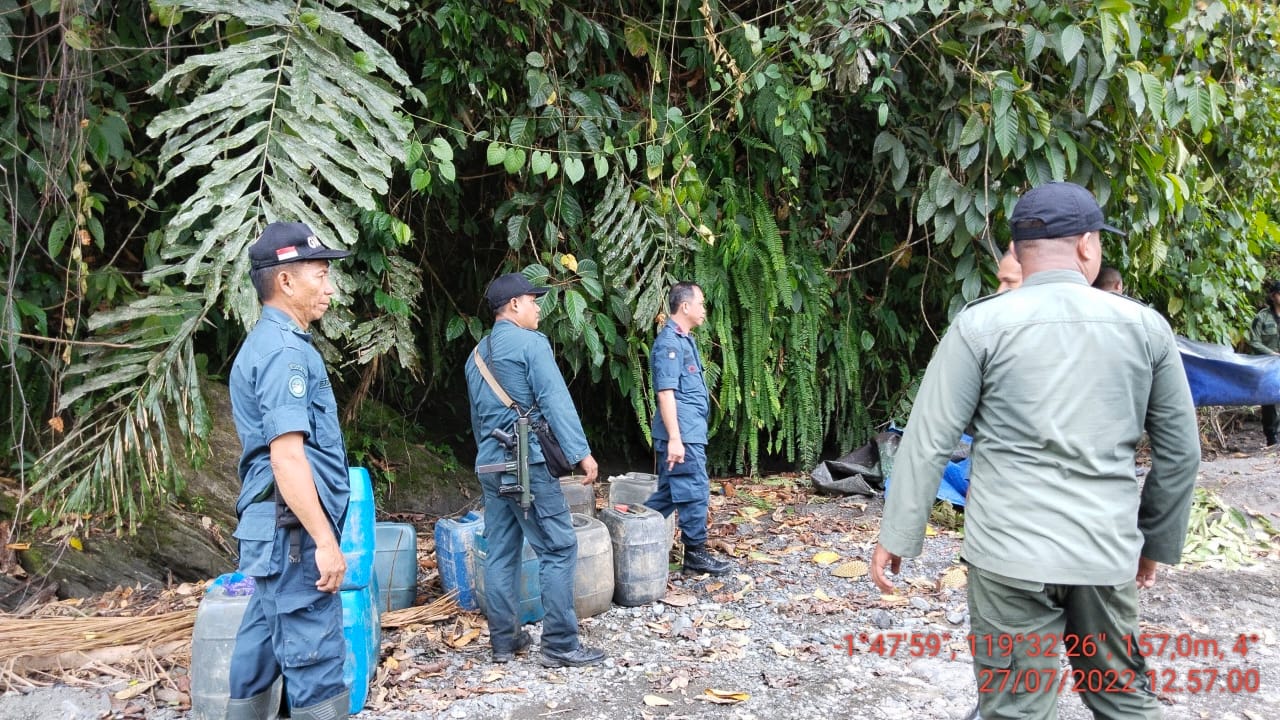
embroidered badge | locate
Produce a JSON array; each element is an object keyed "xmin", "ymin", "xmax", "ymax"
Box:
[
  {"xmin": 288, "ymin": 374, "xmax": 306, "ymax": 398},
  {"xmin": 688, "ymin": 364, "xmax": 698, "ymax": 373},
  {"xmin": 668, "ymin": 351, "xmax": 676, "ymax": 359},
  {"xmin": 306, "ymin": 235, "xmax": 320, "ymax": 248},
  {"xmin": 276, "ymin": 245, "xmax": 299, "ymax": 262}
]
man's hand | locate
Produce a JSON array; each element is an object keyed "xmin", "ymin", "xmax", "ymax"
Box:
[
  {"xmin": 578, "ymin": 454, "xmax": 599, "ymax": 483},
  {"xmin": 665, "ymin": 438, "xmax": 686, "ymax": 470},
  {"xmin": 314, "ymin": 540, "xmax": 346, "ymax": 593},
  {"xmin": 870, "ymin": 542, "xmax": 903, "ymax": 593},
  {"xmin": 1135, "ymin": 556, "xmax": 1159, "ymax": 589}
]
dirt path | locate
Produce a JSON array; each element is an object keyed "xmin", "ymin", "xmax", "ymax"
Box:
[{"xmin": 3, "ymin": 433, "xmax": 1277, "ymax": 720}]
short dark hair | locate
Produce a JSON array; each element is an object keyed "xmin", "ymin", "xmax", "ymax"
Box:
[
  {"xmin": 1093, "ymin": 266, "xmax": 1122, "ymax": 290},
  {"xmin": 250, "ymin": 265, "xmax": 283, "ymax": 303},
  {"xmin": 668, "ymin": 282, "xmax": 701, "ymax": 315}
]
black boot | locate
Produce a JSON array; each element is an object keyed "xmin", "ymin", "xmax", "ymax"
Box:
[{"xmin": 682, "ymin": 545, "xmax": 731, "ymax": 575}]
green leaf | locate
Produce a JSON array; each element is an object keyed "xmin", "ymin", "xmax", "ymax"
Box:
[
  {"xmin": 564, "ymin": 156, "xmax": 586, "ymax": 184},
  {"xmin": 410, "ymin": 168, "xmax": 430, "ymax": 191},
  {"xmin": 526, "ymin": 51, "xmax": 546, "ymax": 68},
  {"xmin": 445, "ymin": 315, "xmax": 466, "ymax": 342},
  {"xmin": 507, "ymin": 215, "xmax": 528, "ymax": 249},
  {"xmin": 1086, "ymin": 75, "xmax": 1109, "ymax": 117},
  {"xmin": 594, "ymin": 154, "xmax": 609, "ymax": 179},
  {"xmin": 504, "ymin": 147, "xmax": 527, "ymax": 175},
  {"xmin": 429, "ymin": 137, "xmax": 453, "ymax": 162},
  {"xmin": 486, "ymin": 142, "xmax": 508, "ymax": 166},
  {"xmin": 1059, "ymin": 25, "xmax": 1085, "ymax": 65},
  {"xmin": 531, "ymin": 150, "xmax": 553, "ymax": 175},
  {"xmin": 992, "ymin": 91, "xmax": 1018, "ymax": 158},
  {"xmin": 564, "ymin": 290, "xmax": 588, "ymax": 333},
  {"xmin": 958, "ymin": 112, "xmax": 985, "ymax": 146},
  {"xmin": 624, "ymin": 21, "xmax": 649, "ymax": 57},
  {"xmin": 860, "ymin": 330, "xmax": 875, "ymax": 351},
  {"xmin": 437, "ymin": 159, "xmax": 456, "ymax": 182}
]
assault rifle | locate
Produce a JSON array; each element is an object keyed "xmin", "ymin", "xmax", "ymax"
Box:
[{"xmin": 476, "ymin": 415, "xmax": 533, "ymax": 515}]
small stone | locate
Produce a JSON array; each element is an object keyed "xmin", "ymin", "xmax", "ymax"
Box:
[
  {"xmin": 910, "ymin": 596, "xmax": 931, "ymax": 611},
  {"xmin": 946, "ymin": 610, "xmax": 967, "ymax": 625},
  {"xmin": 871, "ymin": 609, "xmax": 895, "ymax": 629}
]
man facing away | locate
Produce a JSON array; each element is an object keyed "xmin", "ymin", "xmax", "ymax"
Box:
[
  {"xmin": 872, "ymin": 182, "xmax": 1200, "ymax": 719},
  {"xmin": 645, "ymin": 282, "xmax": 732, "ymax": 576},
  {"xmin": 465, "ymin": 272, "xmax": 606, "ymax": 667},
  {"xmin": 227, "ymin": 221, "xmax": 354, "ymax": 720}
]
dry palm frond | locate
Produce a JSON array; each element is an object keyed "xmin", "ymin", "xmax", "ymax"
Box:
[{"xmin": 381, "ymin": 593, "xmax": 459, "ymax": 629}]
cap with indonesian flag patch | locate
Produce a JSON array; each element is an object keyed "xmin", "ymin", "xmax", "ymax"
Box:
[{"xmin": 248, "ymin": 221, "xmax": 351, "ymax": 271}]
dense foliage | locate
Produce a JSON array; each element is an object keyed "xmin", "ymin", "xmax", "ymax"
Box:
[{"xmin": 3, "ymin": 0, "xmax": 1279, "ymax": 533}]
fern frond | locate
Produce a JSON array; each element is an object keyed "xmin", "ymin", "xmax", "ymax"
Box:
[{"xmin": 35, "ymin": 0, "xmax": 412, "ymax": 533}]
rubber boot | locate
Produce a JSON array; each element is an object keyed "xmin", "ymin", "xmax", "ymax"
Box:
[
  {"xmin": 226, "ymin": 689, "xmax": 278, "ymax": 720},
  {"xmin": 289, "ymin": 690, "xmax": 349, "ymax": 720}
]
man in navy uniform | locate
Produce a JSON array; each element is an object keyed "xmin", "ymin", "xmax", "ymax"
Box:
[
  {"xmin": 465, "ymin": 272, "xmax": 606, "ymax": 667},
  {"xmin": 227, "ymin": 221, "xmax": 353, "ymax": 719},
  {"xmin": 646, "ymin": 282, "xmax": 731, "ymax": 575}
]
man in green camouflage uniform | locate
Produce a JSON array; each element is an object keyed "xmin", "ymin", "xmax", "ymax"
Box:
[
  {"xmin": 872, "ymin": 182, "xmax": 1200, "ymax": 720},
  {"xmin": 1247, "ymin": 280, "xmax": 1280, "ymax": 445}
]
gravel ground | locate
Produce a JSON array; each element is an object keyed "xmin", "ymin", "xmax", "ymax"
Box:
[{"xmin": 3, "ymin": 432, "xmax": 1277, "ymax": 720}]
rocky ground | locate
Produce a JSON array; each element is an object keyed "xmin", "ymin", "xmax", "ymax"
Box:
[{"xmin": 2, "ymin": 418, "xmax": 1278, "ymax": 720}]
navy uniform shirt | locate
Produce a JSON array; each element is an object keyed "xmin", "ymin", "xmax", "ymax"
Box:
[
  {"xmin": 465, "ymin": 319, "xmax": 592, "ymax": 471},
  {"xmin": 650, "ymin": 318, "xmax": 709, "ymax": 444},
  {"xmin": 230, "ymin": 306, "xmax": 350, "ymax": 571}
]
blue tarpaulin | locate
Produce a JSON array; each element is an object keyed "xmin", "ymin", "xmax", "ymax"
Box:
[
  {"xmin": 861, "ymin": 339, "xmax": 1280, "ymax": 509},
  {"xmin": 1177, "ymin": 336, "xmax": 1280, "ymax": 407}
]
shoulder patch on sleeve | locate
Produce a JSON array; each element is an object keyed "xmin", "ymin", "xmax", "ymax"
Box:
[{"xmin": 288, "ymin": 374, "xmax": 307, "ymax": 398}]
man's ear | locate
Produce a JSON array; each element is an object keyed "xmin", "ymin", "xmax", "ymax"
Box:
[{"xmin": 1076, "ymin": 231, "xmax": 1097, "ymax": 262}]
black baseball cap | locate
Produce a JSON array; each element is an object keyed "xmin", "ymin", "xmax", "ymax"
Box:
[
  {"xmin": 485, "ymin": 272, "xmax": 548, "ymax": 311},
  {"xmin": 1010, "ymin": 182, "xmax": 1126, "ymax": 241},
  {"xmin": 249, "ymin": 221, "xmax": 351, "ymax": 270},
  {"xmin": 1267, "ymin": 280, "xmax": 1280, "ymax": 295}
]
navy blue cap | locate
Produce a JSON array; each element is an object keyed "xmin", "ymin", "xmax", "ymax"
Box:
[
  {"xmin": 485, "ymin": 272, "xmax": 548, "ymax": 311},
  {"xmin": 249, "ymin": 222, "xmax": 351, "ymax": 270},
  {"xmin": 1010, "ymin": 182, "xmax": 1125, "ymax": 241}
]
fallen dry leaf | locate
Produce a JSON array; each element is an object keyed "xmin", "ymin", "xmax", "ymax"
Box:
[
  {"xmin": 643, "ymin": 694, "xmax": 673, "ymax": 706},
  {"xmin": 661, "ymin": 590, "xmax": 698, "ymax": 607},
  {"xmin": 812, "ymin": 550, "xmax": 840, "ymax": 565},
  {"xmin": 701, "ymin": 688, "xmax": 750, "ymax": 704},
  {"xmin": 770, "ymin": 641, "xmax": 794, "ymax": 657},
  {"xmin": 748, "ymin": 551, "xmax": 782, "ymax": 565},
  {"xmin": 114, "ymin": 680, "xmax": 157, "ymax": 701},
  {"xmin": 832, "ymin": 560, "xmax": 868, "ymax": 578},
  {"xmin": 448, "ymin": 628, "xmax": 481, "ymax": 648},
  {"xmin": 939, "ymin": 565, "xmax": 967, "ymax": 589},
  {"xmin": 813, "ymin": 588, "xmax": 833, "ymax": 601}
]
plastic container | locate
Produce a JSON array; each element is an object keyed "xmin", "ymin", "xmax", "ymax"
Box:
[
  {"xmin": 434, "ymin": 510, "xmax": 484, "ymax": 610},
  {"xmin": 341, "ymin": 466, "xmax": 375, "ymax": 591},
  {"xmin": 571, "ymin": 513, "xmax": 614, "ymax": 618},
  {"xmin": 471, "ymin": 530, "xmax": 545, "ymax": 625},
  {"xmin": 606, "ymin": 472, "xmax": 658, "ymax": 507},
  {"xmin": 600, "ymin": 504, "xmax": 668, "ymax": 606},
  {"xmin": 190, "ymin": 573, "xmax": 282, "ymax": 720},
  {"xmin": 606, "ymin": 472, "xmax": 676, "ymax": 556},
  {"xmin": 374, "ymin": 522, "xmax": 418, "ymax": 612},
  {"xmin": 340, "ymin": 579, "xmax": 381, "ymax": 714},
  {"xmin": 559, "ymin": 476, "xmax": 596, "ymax": 517}
]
